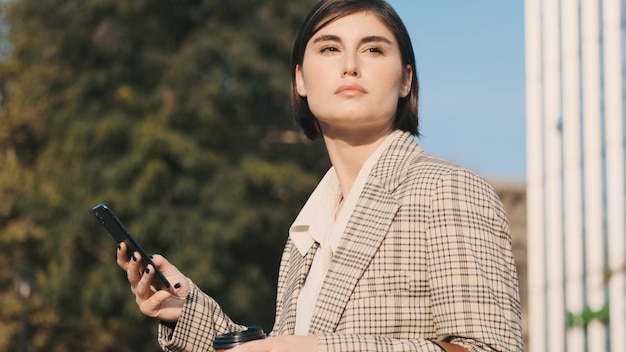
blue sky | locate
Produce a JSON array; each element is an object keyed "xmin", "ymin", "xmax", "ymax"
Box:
[{"xmin": 386, "ymin": 1, "xmax": 526, "ymax": 182}]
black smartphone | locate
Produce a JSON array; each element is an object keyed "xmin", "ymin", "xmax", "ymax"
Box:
[{"xmin": 92, "ymin": 203, "xmax": 171, "ymax": 290}]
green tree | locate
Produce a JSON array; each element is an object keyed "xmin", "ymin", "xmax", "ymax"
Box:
[{"xmin": 0, "ymin": 0, "xmax": 322, "ymax": 350}]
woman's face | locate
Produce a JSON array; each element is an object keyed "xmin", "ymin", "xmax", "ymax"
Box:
[{"xmin": 295, "ymin": 11, "xmax": 412, "ymax": 137}]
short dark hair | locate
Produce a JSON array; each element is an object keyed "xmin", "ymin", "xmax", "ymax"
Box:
[{"xmin": 291, "ymin": 0, "xmax": 419, "ymax": 140}]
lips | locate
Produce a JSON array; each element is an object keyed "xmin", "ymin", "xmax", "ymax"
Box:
[{"xmin": 335, "ymin": 83, "xmax": 367, "ymax": 95}]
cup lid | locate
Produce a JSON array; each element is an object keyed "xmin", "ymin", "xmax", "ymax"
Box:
[{"xmin": 213, "ymin": 326, "xmax": 266, "ymax": 349}]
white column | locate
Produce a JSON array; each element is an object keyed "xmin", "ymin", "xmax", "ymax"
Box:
[
  {"xmin": 581, "ymin": 0, "xmax": 607, "ymax": 348},
  {"xmin": 603, "ymin": 0, "xmax": 626, "ymax": 351},
  {"xmin": 525, "ymin": 0, "xmax": 547, "ymax": 350},
  {"xmin": 543, "ymin": 0, "xmax": 565, "ymax": 351},
  {"xmin": 561, "ymin": 0, "xmax": 585, "ymax": 351}
]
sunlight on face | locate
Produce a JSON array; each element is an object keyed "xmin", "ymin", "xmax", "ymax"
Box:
[{"xmin": 296, "ymin": 11, "xmax": 412, "ymax": 138}]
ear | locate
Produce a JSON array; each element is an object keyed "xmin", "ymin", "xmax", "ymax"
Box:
[
  {"xmin": 295, "ymin": 65, "xmax": 307, "ymax": 97},
  {"xmin": 399, "ymin": 64, "xmax": 413, "ymax": 98}
]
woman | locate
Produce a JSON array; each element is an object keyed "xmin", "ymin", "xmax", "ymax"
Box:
[{"xmin": 119, "ymin": 1, "xmax": 524, "ymax": 351}]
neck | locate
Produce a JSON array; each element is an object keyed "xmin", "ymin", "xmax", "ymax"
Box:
[{"xmin": 322, "ymin": 127, "xmax": 394, "ymax": 199}]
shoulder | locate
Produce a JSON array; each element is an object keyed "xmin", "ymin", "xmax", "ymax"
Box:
[
  {"xmin": 398, "ymin": 147, "xmax": 502, "ymax": 209},
  {"xmin": 373, "ymin": 132, "xmax": 498, "ymax": 201},
  {"xmin": 413, "ymin": 152, "xmax": 491, "ymax": 186},
  {"xmin": 405, "ymin": 147, "xmax": 493, "ymax": 188}
]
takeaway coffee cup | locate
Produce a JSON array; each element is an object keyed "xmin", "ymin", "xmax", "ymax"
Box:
[{"xmin": 213, "ymin": 326, "xmax": 266, "ymax": 351}]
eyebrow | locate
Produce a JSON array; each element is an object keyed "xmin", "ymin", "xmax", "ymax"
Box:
[{"xmin": 312, "ymin": 34, "xmax": 393, "ymax": 45}]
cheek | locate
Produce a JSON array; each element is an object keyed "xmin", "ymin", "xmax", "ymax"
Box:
[
  {"xmin": 304, "ymin": 91, "xmax": 327, "ymax": 118},
  {"xmin": 301, "ymin": 65, "xmax": 327, "ymax": 91},
  {"xmin": 370, "ymin": 69, "xmax": 408, "ymax": 112},
  {"xmin": 300, "ymin": 71, "xmax": 330, "ymax": 107},
  {"xmin": 388, "ymin": 76, "xmax": 410, "ymax": 100}
]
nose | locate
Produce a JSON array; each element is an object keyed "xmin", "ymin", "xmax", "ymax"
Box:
[{"xmin": 342, "ymin": 53, "xmax": 360, "ymax": 77}]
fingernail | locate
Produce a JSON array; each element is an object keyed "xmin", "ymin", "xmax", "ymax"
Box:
[
  {"xmin": 174, "ymin": 282, "xmax": 181, "ymax": 289},
  {"xmin": 145, "ymin": 266, "xmax": 150, "ymax": 274},
  {"xmin": 132, "ymin": 254, "xmax": 137, "ymax": 261}
]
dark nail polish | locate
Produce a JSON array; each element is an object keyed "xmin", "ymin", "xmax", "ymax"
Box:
[
  {"xmin": 117, "ymin": 244, "xmax": 121, "ymax": 251},
  {"xmin": 145, "ymin": 266, "xmax": 150, "ymax": 274},
  {"xmin": 132, "ymin": 254, "xmax": 137, "ymax": 261},
  {"xmin": 174, "ymin": 282, "xmax": 181, "ymax": 289}
]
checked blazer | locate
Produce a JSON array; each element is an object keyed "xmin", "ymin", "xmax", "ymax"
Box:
[{"xmin": 157, "ymin": 132, "xmax": 524, "ymax": 352}]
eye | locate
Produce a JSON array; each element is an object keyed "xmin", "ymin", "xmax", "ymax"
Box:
[
  {"xmin": 320, "ymin": 46, "xmax": 340, "ymax": 54},
  {"xmin": 365, "ymin": 47, "xmax": 384, "ymax": 55}
]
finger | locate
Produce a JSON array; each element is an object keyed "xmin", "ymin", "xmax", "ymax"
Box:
[
  {"xmin": 135, "ymin": 263, "xmax": 157, "ymax": 300},
  {"xmin": 148, "ymin": 254, "xmax": 189, "ymax": 298},
  {"xmin": 127, "ymin": 251, "xmax": 145, "ymax": 285},
  {"xmin": 116, "ymin": 242, "xmax": 130, "ymax": 270},
  {"xmin": 149, "ymin": 254, "xmax": 168, "ymax": 269}
]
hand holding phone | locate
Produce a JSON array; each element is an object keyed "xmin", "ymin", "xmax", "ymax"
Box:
[{"xmin": 92, "ymin": 203, "xmax": 171, "ymax": 290}]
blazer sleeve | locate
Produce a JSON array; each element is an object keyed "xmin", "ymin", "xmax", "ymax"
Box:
[
  {"xmin": 157, "ymin": 278, "xmax": 245, "ymax": 352},
  {"xmin": 315, "ymin": 168, "xmax": 523, "ymax": 352},
  {"xmin": 425, "ymin": 168, "xmax": 523, "ymax": 351}
]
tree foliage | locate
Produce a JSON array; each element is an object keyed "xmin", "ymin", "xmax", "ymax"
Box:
[{"xmin": 0, "ymin": 0, "xmax": 323, "ymax": 350}]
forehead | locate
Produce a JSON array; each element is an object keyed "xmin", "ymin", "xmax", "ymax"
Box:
[{"xmin": 311, "ymin": 11, "xmax": 395, "ymax": 40}]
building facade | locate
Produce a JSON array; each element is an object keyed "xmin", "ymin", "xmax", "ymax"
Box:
[{"xmin": 525, "ymin": 0, "xmax": 626, "ymax": 351}]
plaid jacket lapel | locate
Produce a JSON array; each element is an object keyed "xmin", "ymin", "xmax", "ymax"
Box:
[
  {"xmin": 273, "ymin": 241, "xmax": 319, "ymax": 335},
  {"xmin": 307, "ymin": 132, "xmax": 417, "ymax": 333}
]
